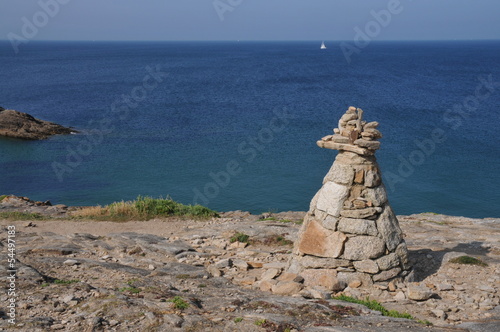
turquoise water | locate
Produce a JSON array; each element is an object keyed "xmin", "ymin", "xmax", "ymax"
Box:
[{"xmin": 1, "ymin": 41, "xmax": 499, "ymax": 217}]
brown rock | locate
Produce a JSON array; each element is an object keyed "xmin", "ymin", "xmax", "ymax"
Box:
[
  {"xmin": 271, "ymin": 281, "xmax": 303, "ymax": 295},
  {"xmin": 354, "ymin": 139, "xmax": 381, "ymax": 150},
  {"xmin": 354, "ymin": 169, "xmax": 365, "ymax": 183},
  {"xmin": 297, "ymin": 219, "xmax": 347, "ymax": 258},
  {"xmin": 316, "ymin": 141, "xmax": 373, "ymax": 156},
  {"xmin": 340, "ymin": 207, "xmax": 382, "ymax": 219},
  {"xmin": 348, "ymin": 280, "xmax": 362, "ymax": 288},
  {"xmin": 301, "ymin": 269, "xmax": 343, "ymax": 291},
  {"xmin": 0, "ymin": 109, "xmax": 76, "ymax": 140},
  {"xmin": 260, "ymin": 279, "xmax": 278, "ymax": 292}
]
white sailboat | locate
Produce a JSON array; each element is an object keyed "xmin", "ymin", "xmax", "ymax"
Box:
[{"xmin": 320, "ymin": 41, "xmax": 327, "ymax": 50}]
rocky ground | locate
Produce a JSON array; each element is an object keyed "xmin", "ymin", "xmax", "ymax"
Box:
[
  {"xmin": 0, "ymin": 108, "xmax": 76, "ymax": 140},
  {"xmin": 0, "ymin": 196, "xmax": 499, "ymax": 331}
]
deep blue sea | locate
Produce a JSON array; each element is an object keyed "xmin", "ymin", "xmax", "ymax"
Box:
[{"xmin": 1, "ymin": 40, "xmax": 499, "ymax": 218}]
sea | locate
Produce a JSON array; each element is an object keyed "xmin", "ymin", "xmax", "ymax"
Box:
[{"xmin": 1, "ymin": 40, "xmax": 499, "ymax": 218}]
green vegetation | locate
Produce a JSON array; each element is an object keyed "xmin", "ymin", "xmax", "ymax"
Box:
[
  {"xmin": 257, "ymin": 234, "xmax": 294, "ymax": 246},
  {"xmin": 234, "ymin": 317, "xmax": 243, "ymax": 323},
  {"xmin": 230, "ymin": 232, "xmax": 250, "ymax": 243},
  {"xmin": 254, "ymin": 319, "xmax": 266, "ymax": 326},
  {"xmin": 334, "ymin": 295, "xmax": 417, "ymax": 321},
  {"xmin": 119, "ymin": 286, "xmax": 141, "ymax": 294},
  {"xmin": 0, "ymin": 195, "xmax": 7, "ymax": 201},
  {"xmin": 260, "ymin": 217, "xmax": 301, "ymax": 224},
  {"xmin": 0, "ymin": 212, "xmax": 47, "ymax": 221},
  {"xmin": 449, "ymin": 255, "xmax": 488, "ymax": 266},
  {"xmin": 72, "ymin": 196, "xmax": 219, "ymax": 221},
  {"xmin": 168, "ymin": 296, "xmax": 189, "ymax": 310}
]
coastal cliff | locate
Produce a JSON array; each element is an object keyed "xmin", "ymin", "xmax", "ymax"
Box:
[{"xmin": 0, "ymin": 107, "xmax": 76, "ymax": 140}]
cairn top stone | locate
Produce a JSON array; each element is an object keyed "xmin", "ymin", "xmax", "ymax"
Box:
[{"xmin": 317, "ymin": 107, "xmax": 381, "ymax": 156}]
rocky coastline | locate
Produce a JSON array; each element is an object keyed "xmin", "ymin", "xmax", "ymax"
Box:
[
  {"xmin": 0, "ymin": 107, "xmax": 76, "ymax": 140},
  {"xmin": 0, "ymin": 195, "xmax": 499, "ymax": 331}
]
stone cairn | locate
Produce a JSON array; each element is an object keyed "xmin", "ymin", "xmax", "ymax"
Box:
[{"xmin": 286, "ymin": 106, "xmax": 412, "ymax": 292}]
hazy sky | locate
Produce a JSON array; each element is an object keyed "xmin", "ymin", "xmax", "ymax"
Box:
[{"xmin": 1, "ymin": 0, "xmax": 499, "ymax": 41}]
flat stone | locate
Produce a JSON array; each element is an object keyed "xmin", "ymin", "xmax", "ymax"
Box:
[
  {"xmin": 316, "ymin": 181, "xmax": 349, "ymax": 217},
  {"xmin": 362, "ymin": 186, "xmax": 388, "ymax": 207},
  {"xmin": 317, "ymin": 141, "xmax": 373, "ymax": 156},
  {"xmin": 261, "ymin": 268, "xmax": 281, "ymax": 281},
  {"xmin": 335, "ymin": 151, "xmax": 376, "ymax": 165},
  {"xmin": 301, "ymin": 269, "xmax": 343, "ymax": 291},
  {"xmin": 340, "ymin": 207, "xmax": 381, "ymax": 219},
  {"xmin": 354, "ymin": 139, "xmax": 380, "ymax": 150},
  {"xmin": 63, "ymin": 259, "xmax": 79, "ymax": 266},
  {"xmin": 363, "ymin": 128, "xmax": 382, "ymax": 138},
  {"xmin": 343, "ymin": 236, "xmax": 386, "ymax": 260},
  {"xmin": 337, "ymin": 218, "xmax": 378, "ymax": 236},
  {"xmin": 277, "ymin": 272, "xmax": 299, "ymax": 282},
  {"xmin": 353, "ymin": 260, "xmax": 379, "ymax": 274},
  {"xmin": 323, "ymin": 163, "xmax": 354, "ymax": 185},
  {"xmin": 373, "ymin": 267, "xmax": 402, "ymax": 282},
  {"xmin": 297, "ymin": 219, "xmax": 347, "ymax": 258},
  {"xmin": 330, "ymin": 134, "xmax": 350, "ymax": 144},
  {"xmin": 375, "ymin": 206, "xmax": 403, "ymax": 251},
  {"xmin": 341, "ymin": 113, "xmax": 357, "ymax": 122},
  {"xmin": 376, "ymin": 253, "xmax": 400, "ymax": 271},
  {"xmin": 271, "ymin": 281, "xmax": 303, "ymax": 295},
  {"xmin": 364, "ymin": 121, "xmax": 379, "ymax": 129}
]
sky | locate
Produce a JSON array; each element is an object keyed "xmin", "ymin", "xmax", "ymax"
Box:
[{"xmin": 0, "ymin": 0, "xmax": 499, "ymax": 41}]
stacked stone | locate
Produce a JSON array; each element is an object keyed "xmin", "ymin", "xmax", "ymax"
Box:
[{"xmin": 287, "ymin": 107, "xmax": 412, "ymax": 291}]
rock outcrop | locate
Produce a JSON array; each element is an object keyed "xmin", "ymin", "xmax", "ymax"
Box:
[
  {"xmin": 0, "ymin": 108, "xmax": 76, "ymax": 140},
  {"xmin": 287, "ymin": 106, "xmax": 412, "ymax": 291}
]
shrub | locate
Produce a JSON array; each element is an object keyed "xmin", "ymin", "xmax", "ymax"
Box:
[
  {"xmin": 449, "ymin": 255, "xmax": 487, "ymax": 266},
  {"xmin": 168, "ymin": 296, "xmax": 189, "ymax": 310},
  {"xmin": 230, "ymin": 232, "xmax": 250, "ymax": 243},
  {"xmin": 71, "ymin": 196, "xmax": 218, "ymax": 221}
]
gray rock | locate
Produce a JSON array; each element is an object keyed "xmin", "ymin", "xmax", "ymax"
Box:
[
  {"xmin": 163, "ymin": 314, "xmax": 184, "ymax": 328},
  {"xmin": 63, "ymin": 259, "xmax": 79, "ymax": 266},
  {"xmin": 407, "ymin": 284, "xmax": 433, "ymax": 301},
  {"xmin": 376, "ymin": 253, "xmax": 400, "ymax": 271},
  {"xmin": 323, "ymin": 163, "xmax": 355, "ymax": 185},
  {"xmin": 373, "ymin": 267, "xmax": 402, "ymax": 282},
  {"xmin": 215, "ymin": 259, "xmax": 232, "ymax": 269},
  {"xmin": 337, "ymin": 218, "xmax": 378, "ymax": 236},
  {"xmin": 362, "ymin": 185, "xmax": 388, "ymax": 207},
  {"xmin": 365, "ymin": 169, "xmax": 381, "ymax": 187},
  {"xmin": 322, "ymin": 215, "xmax": 339, "ymax": 230},
  {"xmin": 343, "ymin": 236, "xmax": 386, "ymax": 260},
  {"xmin": 376, "ymin": 206, "xmax": 403, "ymax": 251}
]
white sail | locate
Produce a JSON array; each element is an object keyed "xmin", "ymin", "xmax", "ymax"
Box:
[{"xmin": 320, "ymin": 41, "xmax": 327, "ymax": 49}]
